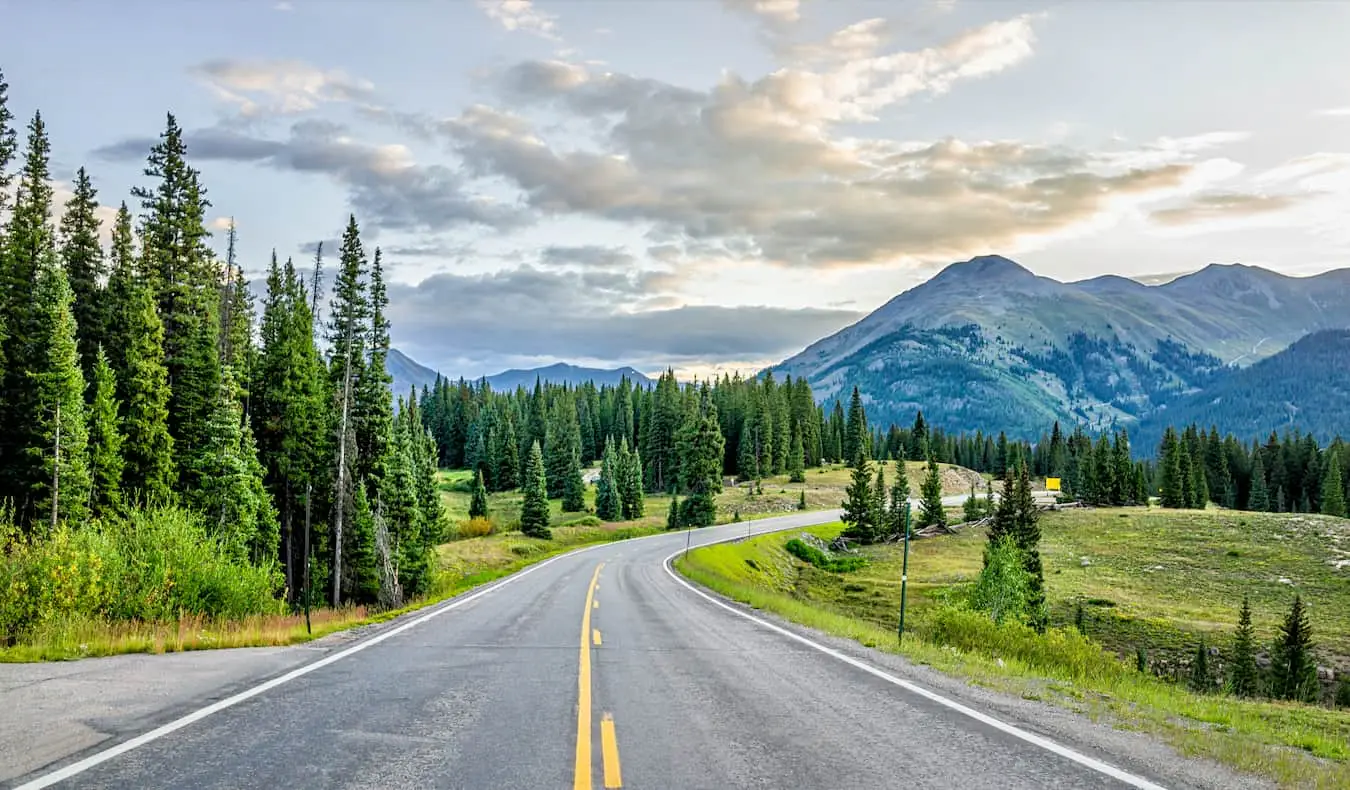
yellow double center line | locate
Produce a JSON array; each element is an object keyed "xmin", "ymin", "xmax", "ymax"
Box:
[{"xmin": 575, "ymin": 563, "xmax": 622, "ymax": 789}]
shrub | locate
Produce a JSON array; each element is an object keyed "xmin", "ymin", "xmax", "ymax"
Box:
[
  {"xmin": 458, "ymin": 517, "xmax": 494, "ymax": 538},
  {"xmin": 919, "ymin": 604, "xmax": 1124, "ymax": 683},
  {"xmin": 784, "ymin": 538, "xmax": 866, "ymax": 573}
]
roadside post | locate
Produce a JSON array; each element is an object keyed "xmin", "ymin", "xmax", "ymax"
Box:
[{"xmin": 898, "ymin": 502, "xmax": 911, "ymax": 643}]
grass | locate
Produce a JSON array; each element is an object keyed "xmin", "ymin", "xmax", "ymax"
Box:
[{"xmin": 675, "ymin": 508, "xmax": 1350, "ymax": 788}]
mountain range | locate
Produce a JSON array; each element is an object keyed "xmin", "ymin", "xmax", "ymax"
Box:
[
  {"xmin": 769, "ymin": 255, "xmax": 1350, "ymax": 441},
  {"xmin": 386, "ymin": 349, "xmax": 653, "ymax": 399}
]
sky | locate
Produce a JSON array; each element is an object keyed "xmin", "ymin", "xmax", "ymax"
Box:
[{"xmin": 4, "ymin": 0, "xmax": 1350, "ymax": 380}]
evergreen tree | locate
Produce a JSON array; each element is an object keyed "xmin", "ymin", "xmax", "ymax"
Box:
[
  {"xmin": 561, "ymin": 450, "xmax": 586, "ymax": 512},
  {"xmin": 787, "ymin": 422, "xmax": 805, "ymax": 483},
  {"xmin": 1189, "ymin": 443, "xmax": 1209, "ymax": 509},
  {"xmin": 118, "ymin": 278, "xmax": 175, "ymax": 503},
  {"xmin": 26, "ymin": 258, "xmax": 91, "ymax": 528},
  {"xmin": 618, "ymin": 438, "xmax": 645, "ymax": 519},
  {"xmin": 102, "ymin": 203, "xmax": 138, "ymax": 403},
  {"xmin": 1158, "ymin": 427, "xmax": 1184, "ymax": 508},
  {"xmin": 871, "ymin": 462, "xmax": 887, "ymax": 534},
  {"xmin": 469, "ymin": 468, "xmax": 489, "ymax": 519},
  {"xmin": 495, "ymin": 411, "xmax": 520, "ymax": 491},
  {"xmin": 1271, "ymin": 594, "xmax": 1317, "ymax": 702},
  {"xmin": 217, "ymin": 221, "xmax": 255, "ymax": 408},
  {"xmin": 844, "ymin": 386, "xmax": 867, "ymax": 462},
  {"xmin": 963, "ymin": 482, "xmax": 983, "ymax": 522},
  {"xmin": 676, "ymin": 389, "xmax": 724, "ymax": 527},
  {"xmin": 58, "ymin": 167, "xmax": 106, "ymax": 377},
  {"xmin": 0, "ymin": 67, "xmax": 16, "ymax": 218},
  {"xmin": 1228, "ymin": 595, "xmax": 1259, "ymax": 698},
  {"xmin": 1189, "ymin": 638, "xmax": 1211, "ymax": 693},
  {"xmin": 839, "ymin": 450, "xmax": 875, "ymax": 544},
  {"xmin": 888, "ymin": 467, "xmax": 911, "ymax": 539},
  {"xmin": 1321, "ymin": 453, "xmax": 1346, "ymax": 518},
  {"xmin": 346, "ymin": 484, "xmax": 381, "ymax": 605},
  {"xmin": 594, "ymin": 439, "xmax": 620, "ymax": 521},
  {"xmin": 383, "ymin": 409, "xmax": 429, "ymax": 595},
  {"xmin": 326, "ymin": 217, "xmax": 369, "ymax": 604},
  {"xmin": 86, "ymin": 347, "xmax": 124, "ymax": 515},
  {"xmin": 918, "ymin": 451, "xmax": 946, "ymax": 529},
  {"xmin": 354, "ymin": 247, "xmax": 393, "ymax": 487},
  {"xmin": 667, "ymin": 494, "xmax": 681, "ymax": 530},
  {"xmin": 1248, "ymin": 455, "xmax": 1270, "ymax": 512},
  {"xmin": 519, "ymin": 440, "xmax": 551, "ymax": 538}
]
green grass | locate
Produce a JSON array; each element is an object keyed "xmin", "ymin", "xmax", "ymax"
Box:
[{"xmin": 675, "ymin": 509, "xmax": 1350, "ymax": 788}]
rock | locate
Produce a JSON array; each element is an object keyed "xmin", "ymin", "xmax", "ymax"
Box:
[
  {"xmin": 1256, "ymin": 652, "xmax": 1272, "ymax": 669},
  {"xmin": 1318, "ymin": 666, "xmax": 1335, "ymax": 681},
  {"xmin": 1277, "ymin": 577, "xmax": 1294, "ymax": 585},
  {"xmin": 1079, "ymin": 556, "xmax": 1092, "ymax": 567}
]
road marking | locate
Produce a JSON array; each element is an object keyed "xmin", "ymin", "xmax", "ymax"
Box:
[
  {"xmin": 663, "ymin": 550, "xmax": 1169, "ymax": 790},
  {"xmin": 12, "ymin": 546, "xmax": 606, "ymax": 790},
  {"xmin": 600, "ymin": 713, "xmax": 623, "ymax": 788},
  {"xmin": 574, "ymin": 563, "xmax": 604, "ymax": 790},
  {"xmin": 593, "ymin": 629, "xmax": 602, "ymax": 646}
]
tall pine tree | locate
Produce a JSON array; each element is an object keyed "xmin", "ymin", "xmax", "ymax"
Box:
[
  {"xmin": 86, "ymin": 347, "xmax": 124, "ymax": 515},
  {"xmin": 58, "ymin": 167, "xmax": 106, "ymax": 378}
]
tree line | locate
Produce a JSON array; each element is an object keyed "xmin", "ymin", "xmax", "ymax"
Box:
[{"xmin": 0, "ymin": 67, "xmax": 443, "ymax": 620}]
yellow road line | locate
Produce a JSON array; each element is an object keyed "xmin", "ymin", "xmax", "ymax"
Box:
[
  {"xmin": 593, "ymin": 629, "xmax": 602, "ymax": 646},
  {"xmin": 574, "ymin": 563, "xmax": 604, "ymax": 790},
  {"xmin": 601, "ymin": 713, "xmax": 622, "ymax": 788}
]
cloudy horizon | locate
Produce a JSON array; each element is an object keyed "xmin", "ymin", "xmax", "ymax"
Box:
[{"xmin": 5, "ymin": 0, "xmax": 1349, "ymax": 379}]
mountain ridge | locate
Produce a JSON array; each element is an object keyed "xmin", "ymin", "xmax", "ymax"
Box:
[{"xmin": 387, "ymin": 349, "xmax": 654, "ymax": 398}]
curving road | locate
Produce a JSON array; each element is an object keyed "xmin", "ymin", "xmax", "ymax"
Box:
[{"xmin": 5, "ymin": 507, "xmax": 1244, "ymax": 790}]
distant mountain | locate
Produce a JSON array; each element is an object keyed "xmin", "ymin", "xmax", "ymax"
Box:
[
  {"xmin": 387, "ymin": 349, "xmax": 653, "ymax": 398},
  {"xmin": 485, "ymin": 363, "xmax": 653, "ymax": 391},
  {"xmin": 1134, "ymin": 329, "xmax": 1350, "ymax": 449},
  {"xmin": 388, "ymin": 348, "xmax": 442, "ymax": 400},
  {"xmin": 771, "ymin": 255, "xmax": 1350, "ymax": 438}
]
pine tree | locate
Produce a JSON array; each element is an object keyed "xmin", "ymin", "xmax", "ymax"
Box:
[
  {"xmin": 594, "ymin": 439, "xmax": 621, "ymax": 521},
  {"xmin": 58, "ymin": 167, "xmax": 106, "ymax": 378},
  {"xmin": 618, "ymin": 438, "xmax": 645, "ymax": 519},
  {"xmin": 118, "ymin": 278, "xmax": 175, "ymax": 504},
  {"xmin": 1321, "ymin": 453, "xmax": 1346, "ymax": 518},
  {"xmin": 0, "ymin": 67, "xmax": 17, "ymax": 218},
  {"xmin": 520, "ymin": 440, "xmax": 551, "ymax": 538},
  {"xmin": 103, "ymin": 203, "xmax": 138, "ymax": 403},
  {"xmin": 843, "ymin": 386, "xmax": 867, "ymax": 462},
  {"xmin": 1158, "ymin": 427, "xmax": 1184, "ymax": 508},
  {"xmin": 1189, "ymin": 638, "xmax": 1211, "ymax": 693},
  {"xmin": 86, "ymin": 347, "xmax": 124, "ymax": 515},
  {"xmin": 495, "ymin": 411, "xmax": 520, "ymax": 491},
  {"xmin": 918, "ymin": 450, "xmax": 946, "ymax": 529},
  {"xmin": 383, "ymin": 409, "xmax": 429, "ymax": 596},
  {"xmin": 326, "ymin": 217, "xmax": 368, "ymax": 605},
  {"xmin": 354, "ymin": 247, "xmax": 393, "ymax": 487},
  {"xmin": 787, "ymin": 422, "xmax": 805, "ymax": 483},
  {"xmin": 561, "ymin": 450, "xmax": 586, "ymax": 512},
  {"xmin": 1272, "ymin": 594, "xmax": 1317, "ymax": 702},
  {"xmin": 469, "ymin": 469, "xmax": 489, "ymax": 519},
  {"xmin": 1228, "ymin": 595, "xmax": 1259, "ymax": 698},
  {"xmin": 871, "ymin": 462, "xmax": 887, "ymax": 535},
  {"xmin": 1248, "ymin": 455, "xmax": 1270, "ymax": 512},
  {"xmin": 667, "ymin": 494, "xmax": 681, "ymax": 530},
  {"xmin": 676, "ymin": 388, "xmax": 725, "ymax": 528},
  {"xmin": 839, "ymin": 450, "xmax": 875, "ymax": 544},
  {"xmin": 1189, "ymin": 443, "xmax": 1209, "ymax": 509},
  {"xmin": 888, "ymin": 470, "xmax": 911, "ymax": 539},
  {"xmin": 27, "ymin": 258, "xmax": 91, "ymax": 528},
  {"xmin": 346, "ymin": 484, "xmax": 381, "ymax": 605}
]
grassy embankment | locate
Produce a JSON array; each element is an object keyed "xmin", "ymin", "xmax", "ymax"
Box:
[
  {"xmin": 676, "ymin": 508, "xmax": 1350, "ymax": 788},
  {"xmin": 1, "ymin": 460, "xmax": 978, "ymax": 661}
]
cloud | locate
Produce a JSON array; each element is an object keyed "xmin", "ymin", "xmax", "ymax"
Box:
[
  {"xmin": 189, "ymin": 59, "xmax": 375, "ymax": 119},
  {"xmin": 274, "ymin": 1, "xmax": 293, "ymax": 10},
  {"xmin": 1315, "ymin": 107, "xmax": 1350, "ymax": 117},
  {"xmin": 477, "ymin": 0, "xmax": 560, "ymax": 41},
  {"xmin": 436, "ymin": 22, "xmax": 1224, "ymax": 269},
  {"xmin": 724, "ymin": 0, "xmax": 802, "ymax": 31},
  {"xmin": 539, "ymin": 244, "xmax": 635, "ymax": 268},
  {"xmin": 95, "ymin": 120, "xmax": 530, "ymax": 234},
  {"xmin": 1148, "ymin": 192, "xmax": 1305, "ymax": 226},
  {"xmin": 385, "ymin": 264, "xmax": 861, "ymax": 375},
  {"xmin": 208, "ymin": 216, "xmax": 236, "ymax": 231}
]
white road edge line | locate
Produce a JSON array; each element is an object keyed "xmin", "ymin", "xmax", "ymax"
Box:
[
  {"xmin": 15, "ymin": 511, "xmax": 841, "ymax": 789},
  {"xmin": 663, "ymin": 547, "xmax": 1170, "ymax": 790}
]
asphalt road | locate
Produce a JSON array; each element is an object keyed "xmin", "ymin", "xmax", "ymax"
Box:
[{"xmin": 5, "ymin": 505, "xmax": 1254, "ymax": 790}]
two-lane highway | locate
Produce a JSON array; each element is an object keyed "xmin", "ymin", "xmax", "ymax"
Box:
[{"xmin": 8, "ymin": 509, "xmax": 1235, "ymax": 789}]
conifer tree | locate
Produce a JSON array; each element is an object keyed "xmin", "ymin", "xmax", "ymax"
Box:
[
  {"xmin": 0, "ymin": 67, "xmax": 16, "ymax": 218},
  {"xmin": 469, "ymin": 468, "xmax": 489, "ymax": 519},
  {"xmin": 384, "ymin": 410, "xmax": 429, "ymax": 595},
  {"xmin": 1321, "ymin": 453, "xmax": 1346, "ymax": 518},
  {"xmin": 667, "ymin": 494, "xmax": 681, "ymax": 530},
  {"xmin": 355, "ymin": 247, "xmax": 393, "ymax": 486},
  {"xmin": 86, "ymin": 347, "xmax": 124, "ymax": 515},
  {"xmin": 787, "ymin": 422, "xmax": 805, "ymax": 483},
  {"xmin": 1248, "ymin": 455, "xmax": 1270, "ymax": 512},
  {"xmin": 561, "ymin": 449, "xmax": 586, "ymax": 512},
  {"xmin": 1189, "ymin": 443, "xmax": 1209, "ymax": 509},
  {"xmin": 840, "ymin": 450, "xmax": 875, "ymax": 544},
  {"xmin": 1158, "ymin": 427, "xmax": 1184, "ymax": 508},
  {"xmin": 520, "ymin": 440, "xmax": 551, "ymax": 538},
  {"xmin": 1189, "ymin": 638, "xmax": 1211, "ymax": 693},
  {"xmin": 1272, "ymin": 594, "xmax": 1317, "ymax": 702},
  {"xmin": 495, "ymin": 411, "xmax": 520, "ymax": 491},
  {"xmin": 346, "ymin": 484, "xmax": 381, "ymax": 605},
  {"xmin": 918, "ymin": 450, "xmax": 946, "ymax": 529},
  {"xmin": 217, "ymin": 221, "xmax": 256, "ymax": 408},
  {"xmin": 1228, "ymin": 595, "xmax": 1259, "ymax": 698},
  {"xmin": 27, "ymin": 257, "xmax": 91, "ymax": 528},
  {"xmin": 844, "ymin": 386, "xmax": 867, "ymax": 462},
  {"xmin": 888, "ymin": 468, "xmax": 911, "ymax": 539},
  {"xmin": 119, "ymin": 278, "xmax": 175, "ymax": 504},
  {"xmin": 676, "ymin": 389, "xmax": 725, "ymax": 527},
  {"xmin": 618, "ymin": 438, "xmax": 645, "ymax": 519},
  {"xmin": 58, "ymin": 167, "xmax": 106, "ymax": 377},
  {"xmin": 326, "ymin": 217, "xmax": 368, "ymax": 604},
  {"xmin": 871, "ymin": 462, "xmax": 887, "ymax": 534},
  {"xmin": 594, "ymin": 439, "xmax": 620, "ymax": 521},
  {"xmin": 103, "ymin": 203, "xmax": 138, "ymax": 401}
]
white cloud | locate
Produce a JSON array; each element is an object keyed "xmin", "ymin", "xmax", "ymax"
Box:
[
  {"xmin": 189, "ymin": 59, "xmax": 375, "ymax": 118},
  {"xmin": 477, "ymin": 0, "xmax": 560, "ymax": 42},
  {"xmin": 274, "ymin": 1, "xmax": 294, "ymax": 11},
  {"xmin": 209, "ymin": 216, "xmax": 236, "ymax": 231},
  {"xmin": 1314, "ymin": 107, "xmax": 1350, "ymax": 117}
]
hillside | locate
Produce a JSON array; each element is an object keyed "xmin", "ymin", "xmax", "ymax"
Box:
[
  {"xmin": 388, "ymin": 349, "xmax": 654, "ymax": 398},
  {"xmin": 1135, "ymin": 329, "xmax": 1350, "ymax": 448},
  {"xmin": 771, "ymin": 256, "xmax": 1350, "ymax": 438}
]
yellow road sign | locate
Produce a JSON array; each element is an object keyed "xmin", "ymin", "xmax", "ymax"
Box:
[{"xmin": 1046, "ymin": 477, "xmax": 1061, "ymax": 491}]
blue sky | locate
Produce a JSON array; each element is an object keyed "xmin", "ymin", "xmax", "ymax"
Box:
[{"xmin": 4, "ymin": 0, "xmax": 1349, "ymax": 378}]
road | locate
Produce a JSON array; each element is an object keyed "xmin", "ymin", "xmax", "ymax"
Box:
[{"xmin": 4, "ymin": 504, "xmax": 1254, "ymax": 790}]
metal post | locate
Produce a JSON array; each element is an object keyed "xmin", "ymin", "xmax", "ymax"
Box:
[
  {"xmin": 303, "ymin": 484, "xmax": 313, "ymax": 636},
  {"xmin": 898, "ymin": 502, "xmax": 911, "ymax": 643},
  {"xmin": 684, "ymin": 523, "xmax": 693, "ymax": 560}
]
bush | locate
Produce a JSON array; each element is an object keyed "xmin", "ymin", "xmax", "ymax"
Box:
[
  {"xmin": 919, "ymin": 604, "xmax": 1124, "ymax": 683},
  {"xmin": 1, "ymin": 506, "xmax": 282, "ymax": 643},
  {"xmin": 458, "ymin": 517, "xmax": 494, "ymax": 538},
  {"xmin": 784, "ymin": 538, "xmax": 866, "ymax": 573}
]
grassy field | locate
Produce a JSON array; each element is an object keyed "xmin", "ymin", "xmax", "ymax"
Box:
[{"xmin": 675, "ymin": 508, "xmax": 1350, "ymax": 788}]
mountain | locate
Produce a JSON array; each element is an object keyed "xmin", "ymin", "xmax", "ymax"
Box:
[
  {"xmin": 1134, "ymin": 329, "xmax": 1350, "ymax": 448},
  {"xmin": 387, "ymin": 349, "xmax": 654, "ymax": 398},
  {"xmin": 388, "ymin": 348, "xmax": 442, "ymax": 400},
  {"xmin": 484, "ymin": 363, "xmax": 653, "ymax": 391},
  {"xmin": 771, "ymin": 255, "xmax": 1350, "ymax": 438}
]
